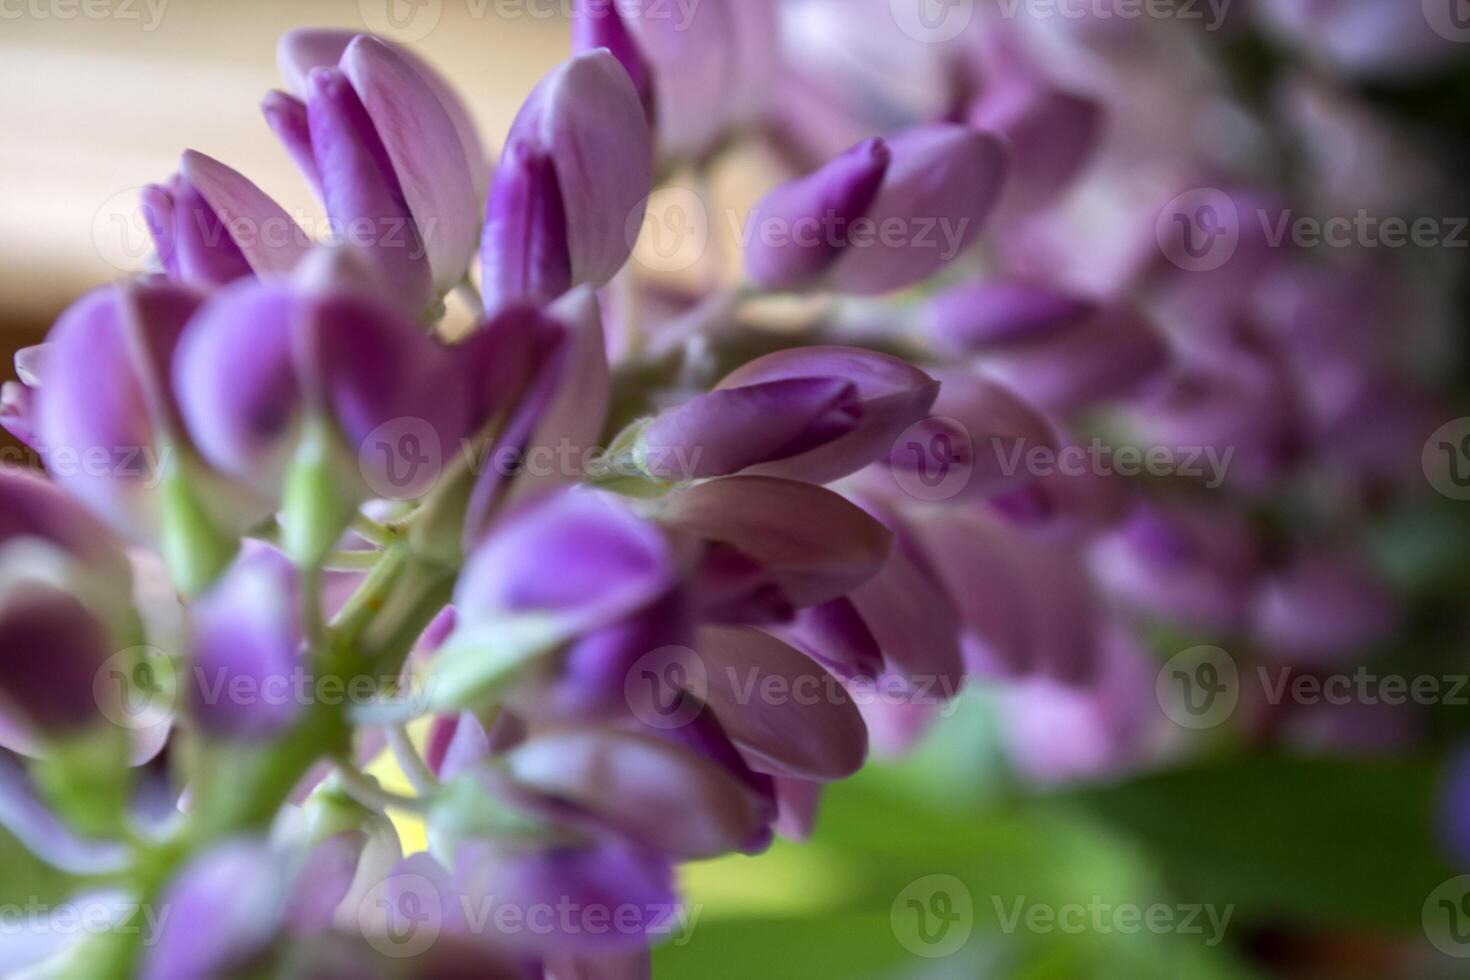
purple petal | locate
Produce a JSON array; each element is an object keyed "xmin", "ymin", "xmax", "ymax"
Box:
[
  {"xmin": 504, "ymin": 729, "xmax": 765, "ymax": 859},
  {"xmin": 770, "ymin": 598, "xmax": 884, "ymax": 682},
  {"xmin": 510, "ymin": 51, "xmax": 652, "ymax": 287},
  {"xmin": 545, "ymin": 949, "xmax": 652, "ymax": 980},
  {"xmin": 660, "ymin": 476, "xmax": 891, "ymax": 608},
  {"xmin": 640, "ymin": 377, "xmax": 861, "ymax": 480},
  {"xmin": 827, "ymin": 124, "xmax": 1007, "ymax": 295},
  {"xmin": 179, "ymin": 149, "xmax": 308, "ymax": 279},
  {"xmin": 143, "ymin": 839, "xmax": 290, "ymax": 980},
  {"xmin": 0, "ymin": 585, "xmax": 114, "ymax": 739},
  {"xmin": 925, "ymin": 281, "xmax": 1096, "ymax": 353},
  {"xmin": 1251, "ymin": 550, "xmax": 1397, "ymax": 663},
  {"xmin": 37, "ymin": 280, "xmax": 203, "ymax": 542},
  {"xmin": 744, "ymin": 138, "xmax": 891, "ymax": 290},
  {"xmin": 342, "ymin": 36, "xmax": 481, "ymax": 294},
  {"xmin": 458, "ymin": 488, "xmax": 675, "ymax": 630},
  {"xmin": 262, "ymin": 90, "xmax": 323, "ymax": 199},
  {"xmin": 969, "ymin": 80, "xmax": 1103, "ymax": 217},
  {"xmin": 570, "ymin": 0, "xmax": 653, "ymax": 109},
  {"xmin": 187, "ymin": 547, "xmax": 303, "ymax": 740},
  {"xmin": 695, "ymin": 626, "xmax": 868, "ymax": 781},
  {"xmin": 481, "ymin": 138, "xmax": 574, "ymax": 312},
  {"xmin": 306, "ymin": 66, "xmax": 433, "ymax": 314},
  {"xmin": 455, "ymin": 837, "xmax": 678, "ymax": 955},
  {"xmin": 982, "ymin": 303, "xmax": 1170, "ymax": 416},
  {"xmin": 715, "ymin": 347, "xmax": 939, "ymax": 485}
]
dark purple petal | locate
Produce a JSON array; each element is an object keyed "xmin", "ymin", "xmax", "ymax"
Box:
[
  {"xmin": 481, "ymin": 138, "xmax": 574, "ymax": 312},
  {"xmin": 640, "ymin": 377, "xmax": 861, "ymax": 480},
  {"xmin": 925, "ymin": 281, "xmax": 1096, "ymax": 353},
  {"xmin": 744, "ymin": 138, "xmax": 891, "ymax": 290}
]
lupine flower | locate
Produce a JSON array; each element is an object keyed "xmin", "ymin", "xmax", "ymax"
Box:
[
  {"xmin": 267, "ymin": 31, "xmax": 484, "ymax": 312},
  {"xmin": 482, "ymin": 50, "xmax": 653, "ymax": 312},
  {"xmin": 141, "ymin": 150, "xmax": 308, "ymax": 290},
  {"xmin": 745, "ymin": 125, "xmax": 1008, "ymax": 296},
  {"xmin": 1250, "ymin": 549, "xmax": 1398, "ymax": 663},
  {"xmin": 688, "ymin": 347, "xmax": 939, "ymax": 486},
  {"xmin": 572, "ymin": 0, "xmax": 779, "ymax": 163}
]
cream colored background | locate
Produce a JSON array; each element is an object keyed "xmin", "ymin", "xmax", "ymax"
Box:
[{"xmin": 0, "ymin": 0, "xmax": 570, "ymax": 328}]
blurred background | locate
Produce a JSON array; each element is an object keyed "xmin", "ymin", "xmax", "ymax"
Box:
[{"xmin": 4, "ymin": 1, "xmax": 1470, "ymax": 978}]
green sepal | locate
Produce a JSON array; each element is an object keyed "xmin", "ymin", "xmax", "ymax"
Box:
[
  {"xmin": 159, "ymin": 451, "xmax": 238, "ymax": 597},
  {"xmin": 282, "ymin": 415, "xmax": 359, "ymax": 569}
]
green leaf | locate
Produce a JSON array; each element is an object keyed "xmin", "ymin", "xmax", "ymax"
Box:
[{"xmin": 1069, "ymin": 755, "xmax": 1457, "ymax": 930}]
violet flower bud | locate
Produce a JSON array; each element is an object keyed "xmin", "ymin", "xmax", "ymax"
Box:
[
  {"xmin": 187, "ymin": 546, "xmax": 303, "ymax": 741},
  {"xmin": 272, "ymin": 33, "xmax": 483, "ymax": 309},
  {"xmin": 636, "ymin": 376, "xmax": 862, "ymax": 482},
  {"xmin": 979, "ymin": 302, "xmax": 1171, "ymax": 417},
  {"xmin": 708, "ymin": 347, "xmax": 939, "ymax": 486},
  {"xmin": 694, "ymin": 626, "xmax": 869, "ymax": 781},
  {"xmin": 482, "ymin": 51, "xmax": 653, "ymax": 312},
  {"xmin": 141, "ymin": 150, "xmax": 308, "ymax": 290},
  {"xmin": 0, "ymin": 344, "xmax": 49, "ymax": 452},
  {"xmin": 658, "ymin": 475, "xmax": 891, "ymax": 609},
  {"xmin": 573, "ymin": 0, "xmax": 779, "ymax": 163},
  {"xmin": 173, "ymin": 251, "xmax": 473, "ymax": 514},
  {"xmin": 432, "ymin": 489, "xmax": 677, "ymax": 713},
  {"xmin": 1251, "ymin": 549, "xmax": 1398, "ymax": 663},
  {"xmin": 36, "ymin": 278, "xmax": 260, "ymax": 586},
  {"xmin": 743, "ymin": 137, "xmax": 891, "ymax": 291},
  {"xmin": 924, "ymin": 281, "xmax": 1096, "ymax": 354},
  {"xmin": 1090, "ymin": 502, "xmax": 1260, "ymax": 634},
  {"xmin": 502, "ymin": 729, "xmax": 767, "ymax": 859},
  {"xmin": 967, "ymin": 76, "xmax": 1104, "ymax": 219},
  {"xmin": 823, "ymin": 124, "xmax": 1008, "ymax": 296}
]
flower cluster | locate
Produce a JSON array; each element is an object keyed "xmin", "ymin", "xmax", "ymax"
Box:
[{"xmin": 0, "ymin": 1, "xmax": 1465, "ymax": 977}]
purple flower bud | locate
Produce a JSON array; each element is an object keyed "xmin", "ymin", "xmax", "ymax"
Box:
[
  {"xmin": 503, "ymin": 729, "xmax": 767, "ymax": 859},
  {"xmin": 36, "ymin": 278, "xmax": 236, "ymax": 544},
  {"xmin": 968, "ymin": 78, "xmax": 1103, "ymax": 218},
  {"xmin": 980, "ymin": 303, "xmax": 1170, "ymax": 416},
  {"xmin": 458, "ymin": 488, "xmax": 675, "ymax": 633},
  {"xmin": 1091, "ymin": 503, "xmax": 1260, "ymax": 633},
  {"xmin": 1251, "ymin": 549, "xmax": 1398, "ymax": 663},
  {"xmin": 711, "ymin": 347, "xmax": 939, "ymax": 485},
  {"xmin": 695, "ymin": 626, "xmax": 868, "ymax": 781},
  {"xmin": 660, "ymin": 476, "xmax": 891, "ymax": 609},
  {"xmin": 909, "ymin": 507, "xmax": 1099, "ymax": 685},
  {"xmin": 142, "ymin": 150, "xmax": 308, "ymax": 291},
  {"xmin": 0, "ymin": 586, "xmax": 115, "ymax": 742},
  {"xmin": 771, "ymin": 598, "xmax": 884, "ymax": 682},
  {"xmin": 174, "ymin": 258, "xmax": 473, "ymax": 504},
  {"xmin": 481, "ymin": 139, "xmax": 574, "ymax": 312},
  {"xmin": 143, "ymin": 839, "xmax": 291, "ymax": 980},
  {"xmin": 1, "ymin": 345, "xmax": 50, "ymax": 452},
  {"xmin": 483, "ymin": 51, "xmax": 652, "ymax": 310},
  {"xmin": 187, "ymin": 546, "xmax": 303, "ymax": 740},
  {"xmin": 744, "ymin": 138, "xmax": 891, "ymax": 291},
  {"xmin": 278, "ymin": 29, "xmax": 489, "ymax": 202},
  {"xmin": 825, "ymin": 124, "xmax": 1008, "ymax": 296},
  {"xmin": 455, "ymin": 835, "xmax": 678, "ymax": 955},
  {"xmin": 925, "ymin": 281, "xmax": 1096, "ymax": 354},
  {"xmin": 638, "ymin": 377, "xmax": 862, "ymax": 481},
  {"xmin": 573, "ymin": 0, "xmax": 779, "ymax": 163},
  {"xmin": 277, "ymin": 33, "xmax": 483, "ymax": 308},
  {"xmin": 882, "ymin": 369, "xmax": 1059, "ymax": 501}
]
